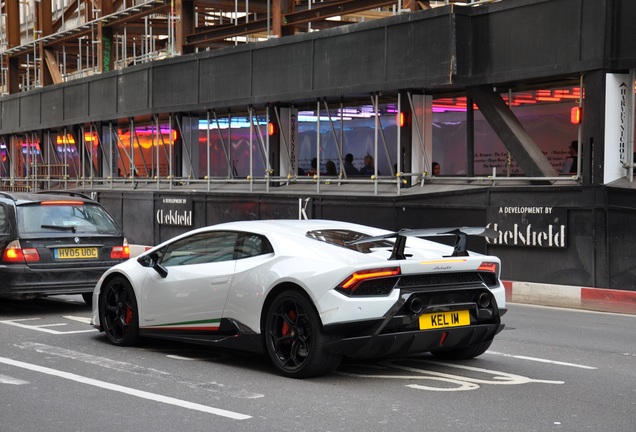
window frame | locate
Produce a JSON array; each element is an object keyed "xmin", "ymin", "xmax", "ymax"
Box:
[{"xmin": 158, "ymin": 230, "xmax": 273, "ymax": 267}]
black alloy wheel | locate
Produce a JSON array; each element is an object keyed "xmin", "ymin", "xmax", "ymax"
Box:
[
  {"xmin": 99, "ymin": 276, "xmax": 140, "ymax": 346},
  {"xmin": 265, "ymin": 290, "xmax": 341, "ymax": 378}
]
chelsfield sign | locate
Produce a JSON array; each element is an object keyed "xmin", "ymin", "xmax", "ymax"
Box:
[
  {"xmin": 486, "ymin": 206, "xmax": 567, "ymax": 248},
  {"xmin": 156, "ymin": 197, "xmax": 193, "ymax": 226}
]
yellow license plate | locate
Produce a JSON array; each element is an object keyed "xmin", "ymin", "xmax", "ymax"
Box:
[
  {"xmin": 419, "ymin": 310, "xmax": 471, "ymax": 330},
  {"xmin": 55, "ymin": 247, "xmax": 99, "ymax": 260}
]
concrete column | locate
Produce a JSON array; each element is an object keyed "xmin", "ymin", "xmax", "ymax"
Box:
[
  {"xmin": 181, "ymin": 116, "xmax": 200, "ymax": 179},
  {"xmin": 5, "ymin": 0, "xmax": 21, "ymax": 94},
  {"xmin": 175, "ymin": 0, "xmax": 195, "ymax": 55},
  {"xmin": 397, "ymin": 91, "xmax": 413, "ymax": 182},
  {"xmin": 411, "ymin": 94, "xmax": 433, "ymax": 185},
  {"xmin": 97, "ymin": 23, "xmax": 114, "ymax": 73},
  {"xmin": 101, "ymin": 124, "xmax": 119, "ymax": 178},
  {"xmin": 580, "ymin": 70, "xmax": 606, "ymax": 187}
]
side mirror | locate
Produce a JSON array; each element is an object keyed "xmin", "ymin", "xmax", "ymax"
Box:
[
  {"xmin": 137, "ymin": 252, "xmax": 168, "ymax": 278},
  {"xmin": 137, "ymin": 254, "xmax": 153, "ymax": 267}
]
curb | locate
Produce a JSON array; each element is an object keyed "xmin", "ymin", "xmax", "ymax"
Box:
[{"xmin": 503, "ymin": 280, "xmax": 636, "ymax": 315}]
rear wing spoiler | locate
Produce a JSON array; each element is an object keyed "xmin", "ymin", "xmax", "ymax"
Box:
[{"xmin": 348, "ymin": 227, "xmax": 498, "ymax": 260}]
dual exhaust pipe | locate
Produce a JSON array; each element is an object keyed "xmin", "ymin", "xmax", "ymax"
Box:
[{"xmin": 408, "ymin": 292, "xmax": 491, "ymax": 314}]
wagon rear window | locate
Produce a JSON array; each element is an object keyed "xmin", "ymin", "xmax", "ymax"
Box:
[
  {"xmin": 306, "ymin": 229, "xmax": 393, "ymax": 253},
  {"xmin": 17, "ymin": 203, "xmax": 122, "ymax": 235}
]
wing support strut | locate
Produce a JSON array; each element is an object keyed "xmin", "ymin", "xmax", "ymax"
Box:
[{"xmin": 349, "ymin": 227, "xmax": 498, "ymax": 260}]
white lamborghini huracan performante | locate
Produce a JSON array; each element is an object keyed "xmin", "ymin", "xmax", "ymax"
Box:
[{"xmin": 91, "ymin": 219, "xmax": 506, "ymax": 378}]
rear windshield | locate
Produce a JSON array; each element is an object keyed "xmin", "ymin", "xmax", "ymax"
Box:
[
  {"xmin": 17, "ymin": 202, "xmax": 122, "ymax": 235},
  {"xmin": 306, "ymin": 229, "xmax": 393, "ymax": 253}
]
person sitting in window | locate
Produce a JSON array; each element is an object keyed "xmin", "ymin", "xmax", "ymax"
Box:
[
  {"xmin": 560, "ymin": 141, "xmax": 579, "ymax": 174},
  {"xmin": 325, "ymin": 160, "xmax": 338, "ymax": 176},
  {"xmin": 306, "ymin": 157, "xmax": 318, "ymax": 176},
  {"xmin": 343, "ymin": 153, "xmax": 360, "ymax": 176},
  {"xmin": 432, "ymin": 161, "xmax": 441, "ymax": 176},
  {"xmin": 359, "ymin": 155, "xmax": 379, "ymax": 176}
]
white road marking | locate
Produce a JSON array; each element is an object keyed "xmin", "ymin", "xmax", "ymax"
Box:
[
  {"xmin": 338, "ymin": 358, "xmax": 564, "ymax": 392},
  {"xmin": 63, "ymin": 316, "xmax": 92, "ymax": 325},
  {"xmin": 0, "ymin": 356, "xmax": 251, "ymax": 420},
  {"xmin": 487, "ymin": 351, "xmax": 598, "ymax": 369},
  {"xmin": 16, "ymin": 343, "xmax": 265, "ymax": 399},
  {"xmin": 166, "ymin": 355, "xmax": 195, "ymax": 361},
  {"xmin": 0, "ymin": 374, "xmax": 29, "ymax": 385},
  {"xmin": 0, "ymin": 318, "xmax": 95, "ymax": 334},
  {"xmin": 32, "ymin": 323, "xmax": 68, "ymax": 328}
]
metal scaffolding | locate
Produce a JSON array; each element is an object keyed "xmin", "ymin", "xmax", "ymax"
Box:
[{"xmin": 0, "ymin": 0, "xmax": 427, "ymax": 95}]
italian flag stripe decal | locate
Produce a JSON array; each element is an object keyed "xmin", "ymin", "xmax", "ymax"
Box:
[{"xmin": 143, "ymin": 318, "xmax": 221, "ymax": 331}]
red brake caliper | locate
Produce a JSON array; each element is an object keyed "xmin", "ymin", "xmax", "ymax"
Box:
[
  {"xmin": 281, "ymin": 309, "xmax": 297, "ymax": 336},
  {"xmin": 124, "ymin": 306, "xmax": 133, "ymax": 325}
]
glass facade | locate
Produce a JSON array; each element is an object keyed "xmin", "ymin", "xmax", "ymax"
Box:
[{"xmin": 3, "ymin": 85, "xmax": 634, "ymax": 190}]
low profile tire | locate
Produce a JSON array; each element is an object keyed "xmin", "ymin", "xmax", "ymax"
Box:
[
  {"xmin": 431, "ymin": 339, "xmax": 493, "ymax": 361},
  {"xmin": 99, "ymin": 276, "xmax": 140, "ymax": 346},
  {"xmin": 265, "ymin": 290, "xmax": 342, "ymax": 378}
]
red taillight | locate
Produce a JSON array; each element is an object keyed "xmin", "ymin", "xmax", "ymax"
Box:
[
  {"xmin": 338, "ymin": 267, "xmax": 401, "ymax": 293},
  {"xmin": 2, "ymin": 240, "xmax": 40, "ymax": 263},
  {"xmin": 110, "ymin": 245, "xmax": 130, "ymax": 260},
  {"xmin": 478, "ymin": 262, "xmax": 499, "ymax": 275}
]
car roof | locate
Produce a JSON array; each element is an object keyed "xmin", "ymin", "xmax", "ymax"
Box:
[
  {"xmin": 0, "ymin": 191, "xmax": 94, "ymax": 205},
  {"xmin": 211, "ymin": 219, "xmax": 389, "ymax": 237}
]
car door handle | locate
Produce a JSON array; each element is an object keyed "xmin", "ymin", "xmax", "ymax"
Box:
[{"xmin": 209, "ymin": 276, "xmax": 230, "ymax": 285}]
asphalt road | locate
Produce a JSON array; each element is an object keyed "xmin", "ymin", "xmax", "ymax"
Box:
[{"xmin": 1, "ymin": 296, "xmax": 635, "ymax": 432}]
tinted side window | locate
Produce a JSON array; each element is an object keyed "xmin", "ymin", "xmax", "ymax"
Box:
[
  {"xmin": 0, "ymin": 204, "xmax": 7, "ymax": 234},
  {"xmin": 235, "ymin": 233, "xmax": 273, "ymax": 259},
  {"xmin": 306, "ymin": 229, "xmax": 393, "ymax": 253},
  {"xmin": 160, "ymin": 231, "xmax": 239, "ymax": 267}
]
